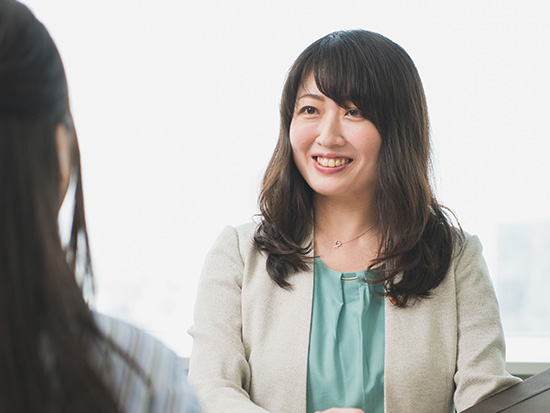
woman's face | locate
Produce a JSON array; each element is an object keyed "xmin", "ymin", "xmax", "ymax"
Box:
[{"xmin": 289, "ymin": 73, "xmax": 382, "ymax": 202}]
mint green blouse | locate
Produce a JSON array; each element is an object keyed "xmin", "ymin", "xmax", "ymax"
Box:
[{"xmin": 307, "ymin": 257, "xmax": 385, "ymax": 413}]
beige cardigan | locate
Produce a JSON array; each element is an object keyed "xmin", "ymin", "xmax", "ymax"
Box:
[{"xmin": 188, "ymin": 222, "xmax": 520, "ymax": 412}]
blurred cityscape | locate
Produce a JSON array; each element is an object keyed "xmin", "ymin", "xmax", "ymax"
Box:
[{"xmin": 495, "ymin": 222, "xmax": 550, "ymax": 336}]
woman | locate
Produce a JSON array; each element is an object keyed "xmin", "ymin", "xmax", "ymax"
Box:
[
  {"xmin": 0, "ymin": 1, "xmax": 200, "ymax": 411},
  {"xmin": 189, "ymin": 30, "xmax": 521, "ymax": 412}
]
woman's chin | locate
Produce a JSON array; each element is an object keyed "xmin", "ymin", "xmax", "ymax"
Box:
[{"xmin": 312, "ymin": 187, "xmax": 360, "ymax": 201}]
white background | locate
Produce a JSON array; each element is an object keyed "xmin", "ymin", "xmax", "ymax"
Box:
[{"xmin": 22, "ymin": 0, "xmax": 550, "ymax": 360}]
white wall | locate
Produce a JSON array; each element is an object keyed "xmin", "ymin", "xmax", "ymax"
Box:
[{"xmin": 23, "ymin": 0, "xmax": 550, "ymax": 359}]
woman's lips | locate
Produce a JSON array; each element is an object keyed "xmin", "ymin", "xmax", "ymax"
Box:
[
  {"xmin": 313, "ymin": 156, "xmax": 352, "ymax": 173},
  {"xmin": 315, "ymin": 156, "xmax": 352, "ymax": 167}
]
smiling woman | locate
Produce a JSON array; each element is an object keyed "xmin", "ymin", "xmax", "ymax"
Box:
[{"xmin": 188, "ymin": 30, "xmax": 521, "ymax": 413}]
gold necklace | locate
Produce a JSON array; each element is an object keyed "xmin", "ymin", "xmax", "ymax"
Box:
[{"xmin": 317, "ymin": 222, "xmax": 378, "ymax": 249}]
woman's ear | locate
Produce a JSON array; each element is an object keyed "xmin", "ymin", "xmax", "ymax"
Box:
[{"xmin": 55, "ymin": 123, "xmax": 73, "ymax": 208}]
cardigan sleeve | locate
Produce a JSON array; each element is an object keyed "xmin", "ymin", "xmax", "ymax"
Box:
[
  {"xmin": 188, "ymin": 226, "xmax": 269, "ymax": 413},
  {"xmin": 452, "ymin": 235, "xmax": 521, "ymax": 412}
]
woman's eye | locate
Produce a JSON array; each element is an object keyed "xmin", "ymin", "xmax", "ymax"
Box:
[
  {"xmin": 347, "ymin": 109, "xmax": 362, "ymax": 117},
  {"xmin": 299, "ymin": 106, "xmax": 317, "ymax": 115}
]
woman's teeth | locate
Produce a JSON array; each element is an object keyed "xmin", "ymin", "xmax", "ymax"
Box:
[{"xmin": 316, "ymin": 157, "xmax": 351, "ymax": 167}]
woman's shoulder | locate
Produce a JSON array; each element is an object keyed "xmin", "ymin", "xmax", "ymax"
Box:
[
  {"xmin": 93, "ymin": 311, "xmax": 177, "ymax": 359},
  {"xmin": 220, "ymin": 220, "xmax": 258, "ymax": 240},
  {"xmin": 210, "ymin": 221, "xmax": 260, "ymax": 256},
  {"xmin": 92, "ymin": 311, "xmax": 201, "ymax": 412},
  {"xmin": 451, "ymin": 230, "xmax": 483, "ymax": 265},
  {"xmin": 446, "ymin": 229, "xmax": 497, "ymax": 296}
]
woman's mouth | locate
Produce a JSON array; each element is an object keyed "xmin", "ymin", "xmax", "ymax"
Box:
[{"xmin": 315, "ymin": 156, "xmax": 352, "ymax": 167}]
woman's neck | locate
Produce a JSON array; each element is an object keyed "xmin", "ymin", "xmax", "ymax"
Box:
[
  {"xmin": 313, "ymin": 194, "xmax": 378, "ymax": 237},
  {"xmin": 313, "ymin": 194, "xmax": 380, "ymax": 272}
]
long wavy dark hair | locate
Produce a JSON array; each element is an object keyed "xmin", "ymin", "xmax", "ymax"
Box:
[
  {"xmin": 0, "ymin": 1, "xmax": 121, "ymax": 410},
  {"xmin": 254, "ymin": 30, "xmax": 462, "ymax": 305}
]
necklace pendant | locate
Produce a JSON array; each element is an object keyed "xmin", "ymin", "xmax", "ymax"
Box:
[{"xmin": 334, "ymin": 240, "xmax": 342, "ymax": 249}]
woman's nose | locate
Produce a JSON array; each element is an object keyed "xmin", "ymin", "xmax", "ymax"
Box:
[{"xmin": 315, "ymin": 115, "xmax": 346, "ymax": 148}]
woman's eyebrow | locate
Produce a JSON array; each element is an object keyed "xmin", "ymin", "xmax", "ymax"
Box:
[{"xmin": 296, "ymin": 93, "xmax": 325, "ymax": 101}]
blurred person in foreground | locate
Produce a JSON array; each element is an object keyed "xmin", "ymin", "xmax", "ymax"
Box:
[{"xmin": 0, "ymin": 1, "xmax": 201, "ymax": 411}]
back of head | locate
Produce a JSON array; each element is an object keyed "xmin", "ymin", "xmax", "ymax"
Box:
[
  {"xmin": 0, "ymin": 1, "xmax": 119, "ymax": 411},
  {"xmin": 0, "ymin": 0, "xmax": 68, "ymax": 119},
  {"xmin": 0, "ymin": 0, "xmax": 67, "ymax": 221}
]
